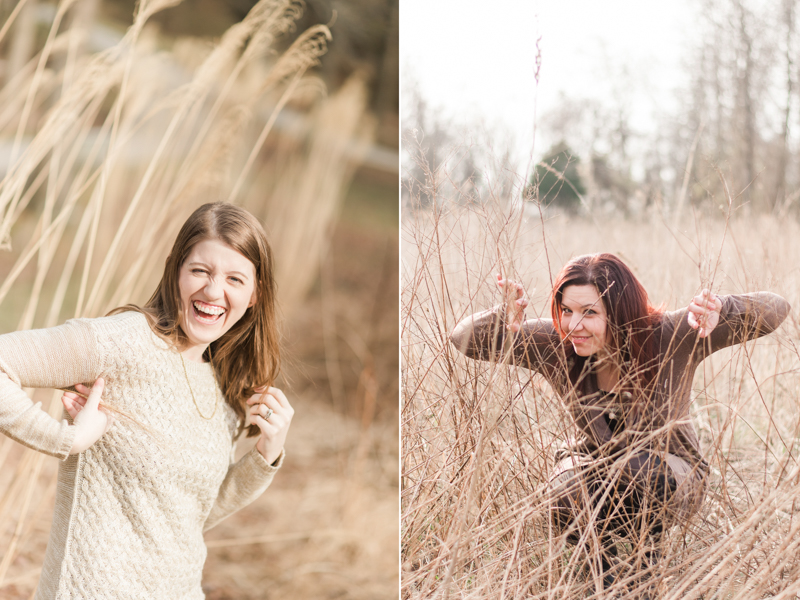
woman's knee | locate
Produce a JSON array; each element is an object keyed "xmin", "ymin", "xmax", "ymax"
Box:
[
  {"xmin": 546, "ymin": 467, "xmax": 604, "ymax": 542},
  {"xmin": 620, "ymin": 452, "xmax": 677, "ymax": 504}
]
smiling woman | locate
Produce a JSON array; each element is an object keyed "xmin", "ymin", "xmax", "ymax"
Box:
[
  {"xmin": 451, "ymin": 252, "xmax": 789, "ymax": 593},
  {"xmin": 0, "ymin": 202, "xmax": 291, "ymax": 598}
]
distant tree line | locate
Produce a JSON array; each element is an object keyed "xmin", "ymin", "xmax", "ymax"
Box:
[{"xmin": 404, "ymin": 0, "xmax": 800, "ymax": 217}]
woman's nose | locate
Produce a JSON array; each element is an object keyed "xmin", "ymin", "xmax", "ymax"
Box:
[
  {"xmin": 569, "ymin": 313, "xmax": 583, "ymax": 331},
  {"xmin": 204, "ymin": 277, "xmax": 223, "ymax": 298}
]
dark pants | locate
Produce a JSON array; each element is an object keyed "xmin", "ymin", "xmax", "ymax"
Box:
[{"xmin": 548, "ymin": 451, "xmax": 678, "ymax": 587}]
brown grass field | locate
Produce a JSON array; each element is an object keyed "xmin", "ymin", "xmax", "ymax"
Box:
[
  {"xmin": 401, "ymin": 196, "xmax": 800, "ymax": 599},
  {"xmin": 0, "ymin": 1, "xmax": 399, "ymax": 598}
]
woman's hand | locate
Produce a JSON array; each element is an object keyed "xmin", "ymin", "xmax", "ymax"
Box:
[
  {"xmin": 496, "ymin": 274, "xmax": 528, "ymax": 332},
  {"xmin": 63, "ymin": 378, "xmax": 114, "ymax": 454},
  {"xmin": 687, "ymin": 289, "xmax": 723, "ymax": 338},
  {"xmin": 246, "ymin": 386, "xmax": 293, "ymax": 465}
]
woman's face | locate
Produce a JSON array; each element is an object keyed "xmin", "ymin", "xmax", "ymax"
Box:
[
  {"xmin": 178, "ymin": 238, "xmax": 257, "ymax": 362},
  {"xmin": 559, "ymin": 284, "xmax": 609, "ymax": 357}
]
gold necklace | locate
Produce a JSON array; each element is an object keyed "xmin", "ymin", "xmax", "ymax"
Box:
[{"xmin": 180, "ymin": 351, "xmax": 219, "ymax": 420}]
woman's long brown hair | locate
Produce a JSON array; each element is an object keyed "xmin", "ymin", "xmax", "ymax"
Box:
[
  {"xmin": 112, "ymin": 202, "xmax": 280, "ymax": 437},
  {"xmin": 549, "ymin": 253, "xmax": 662, "ymax": 391}
]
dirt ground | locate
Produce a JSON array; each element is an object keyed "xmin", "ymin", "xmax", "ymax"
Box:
[{"xmin": 203, "ymin": 404, "xmax": 398, "ymax": 599}]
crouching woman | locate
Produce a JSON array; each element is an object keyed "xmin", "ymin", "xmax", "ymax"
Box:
[{"xmin": 450, "ymin": 253, "xmax": 789, "ymax": 589}]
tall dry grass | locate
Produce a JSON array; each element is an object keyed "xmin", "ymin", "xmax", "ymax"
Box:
[
  {"xmin": 0, "ymin": 0, "xmax": 375, "ymax": 596},
  {"xmin": 402, "ymin": 183, "xmax": 800, "ymax": 598}
]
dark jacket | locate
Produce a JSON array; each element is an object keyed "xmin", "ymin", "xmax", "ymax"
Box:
[{"xmin": 450, "ymin": 293, "xmax": 790, "ymax": 471}]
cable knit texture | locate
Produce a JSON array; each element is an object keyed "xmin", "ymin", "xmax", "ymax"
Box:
[{"xmin": 0, "ymin": 311, "xmax": 282, "ymax": 599}]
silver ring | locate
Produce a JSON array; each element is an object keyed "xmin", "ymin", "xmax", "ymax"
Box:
[{"xmin": 263, "ymin": 407, "xmax": 274, "ymax": 421}]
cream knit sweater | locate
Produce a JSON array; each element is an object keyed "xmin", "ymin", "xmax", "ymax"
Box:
[{"xmin": 0, "ymin": 311, "xmax": 283, "ymax": 599}]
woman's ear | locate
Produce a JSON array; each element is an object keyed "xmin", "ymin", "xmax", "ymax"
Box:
[{"xmin": 248, "ymin": 285, "xmax": 258, "ymax": 308}]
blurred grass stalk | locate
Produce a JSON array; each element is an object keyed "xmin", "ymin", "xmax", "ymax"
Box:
[
  {"xmin": 401, "ymin": 149, "xmax": 800, "ymax": 599},
  {"xmin": 0, "ymin": 0, "xmax": 371, "ymax": 592}
]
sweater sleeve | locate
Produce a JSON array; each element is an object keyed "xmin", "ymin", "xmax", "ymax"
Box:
[
  {"xmin": 450, "ymin": 305, "xmax": 563, "ymax": 373},
  {"xmin": 0, "ymin": 319, "xmax": 104, "ymax": 459},
  {"xmin": 203, "ymin": 446, "xmax": 284, "ymax": 531},
  {"xmin": 665, "ymin": 292, "xmax": 790, "ymax": 360}
]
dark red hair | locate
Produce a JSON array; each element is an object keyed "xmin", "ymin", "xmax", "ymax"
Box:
[{"xmin": 550, "ymin": 253, "xmax": 662, "ymax": 389}]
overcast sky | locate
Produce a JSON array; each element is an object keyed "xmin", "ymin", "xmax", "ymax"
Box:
[{"xmin": 400, "ymin": 0, "xmax": 701, "ymax": 167}]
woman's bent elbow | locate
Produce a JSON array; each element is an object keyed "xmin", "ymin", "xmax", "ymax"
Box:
[
  {"xmin": 449, "ymin": 324, "xmax": 471, "ymax": 357},
  {"xmin": 765, "ymin": 293, "xmax": 791, "ymax": 331}
]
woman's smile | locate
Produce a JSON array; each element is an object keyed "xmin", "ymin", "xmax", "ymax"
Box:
[{"xmin": 192, "ymin": 300, "xmax": 227, "ymax": 323}]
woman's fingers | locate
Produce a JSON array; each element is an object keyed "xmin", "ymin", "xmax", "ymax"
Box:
[
  {"xmin": 62, "ymin": 391, "xmax": 87, "ymax": 406},
  {"xmin": 265, "ymin": 387, "xmax": 291, "ymax": 409},
  {"xmin": 246, "ymin": 387, "xmax": 293, "ymax": 464},
  {"xmin": 496, "ymin": 274, "xmax": 524, "ymax": 298},
  {"xmin": 496, "ymin": 275, "xmax": 527, "ymax": 332},
  {"xmin": 693, "ymin": 290, "xmax": 718, "ymax": 308},
  {"xmin": 710, "ymin": 295, "xmax": 722, "ymax": 312},
  {"xmin": 246, "ymin": 387, "xmax": 292, "ymax": 410},
  {"xmin": 61, "ymin": 387, "xmax": 91, "ymax": 419},
  {"xmin": 689, "ymin": 291, "xmax": 717, "ymax": 315},
  {"xmin": 69, "ymin": 377, "xmax": 112, "ymax": 454},
  {"xmin": 250, "ymin": 402, "xmax": 277, "ymax": 422},
  {"xmin": 258, "ymin": 393, "xmax": 292, "ymax": 420},
  {"xmin": 688, "ymin": 305, "xmax": 710, "ymax": 327},
  {"xmin": 245, "ymin": 387, "xmax": 294, "ymax": 427},
  {"xmin": 62, "ymin": 394, "xmax": 82, "ymax": 420},
  {"xmin": 84, "ymin": 378, "xmax": 104, "ymax": 410},
  {"xmin": 254, "ymin": 406, "xmax": 287, "ymax": 430},
  {"xmin": 687, "ymin": 289, "xmax": 722, "ymax": 336},
  {"xmin": 74, "ymin": 383, "xmax": 91, "ymax": 396}
]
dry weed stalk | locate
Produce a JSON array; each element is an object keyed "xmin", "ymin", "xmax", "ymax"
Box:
[
  {"xmin": 0, "ymin": 0, "xmax": 371, "ymax": 595},
  {"xmin": 401, "ymin": 157, "xmax": 800, "ymax": 599}
]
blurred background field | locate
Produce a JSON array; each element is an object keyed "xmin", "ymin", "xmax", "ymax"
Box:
[{"xmin": 0, "ymin": 0, "xmax": 398, "ymax": 598}]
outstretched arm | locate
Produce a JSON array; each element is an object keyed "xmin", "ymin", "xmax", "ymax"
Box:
[
  {"xmin": 450, "ymin": 277, "xmax": 562, "ymax": 372},
  {"xmin": 709, "ymin": 292, "xmax": 790, "ymax": 348},
  {"xmin": 668, "ymin": 291, "xmax": 790, "ymax": 358}
]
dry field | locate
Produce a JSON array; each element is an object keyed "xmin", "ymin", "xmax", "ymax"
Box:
[
  {"xmin": 0, "ymin": 0, "xmax": 399, "ymax": 598},
  {"xmin": 401, "ymin": 199, "xmax": 800, "ymax": 599}
]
